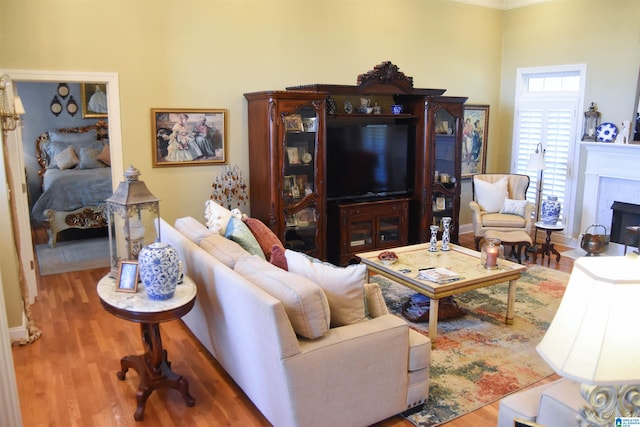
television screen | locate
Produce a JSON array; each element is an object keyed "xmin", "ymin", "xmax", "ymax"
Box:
[{"xmin": 326, "ymin": 123, "xmax": 414, "ymax": 200}]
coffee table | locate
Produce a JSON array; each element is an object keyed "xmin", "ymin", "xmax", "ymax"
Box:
[{"xmin": 356, "ymin": 243, "xmax": 527, "ymax": 347}]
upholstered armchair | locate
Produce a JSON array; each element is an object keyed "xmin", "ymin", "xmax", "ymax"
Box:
[{"xmin": 469, "ymin": 174, "xmax": 535, "ymax": 249}]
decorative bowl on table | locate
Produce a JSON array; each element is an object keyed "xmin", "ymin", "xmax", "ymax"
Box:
[{"xmin": 378, "ymin": 250, "xmax": 398, "ymax": 265}]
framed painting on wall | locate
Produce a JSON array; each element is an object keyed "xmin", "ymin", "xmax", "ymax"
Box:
[
  {"xmin": 461, "ymin": 104, "xmax": 489, "ymax": 179},
  {"xmin": 152, "ymin": 109, "xmax": 227, "ymax": 167},
  {"xmin": 81, "ymin": 83, "xmax": 108, "ymax": 118}
]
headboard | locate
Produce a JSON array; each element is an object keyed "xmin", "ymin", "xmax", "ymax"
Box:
[{"xmin": 35, "ymin": 120, "xmax": 109, "ymax": 178}]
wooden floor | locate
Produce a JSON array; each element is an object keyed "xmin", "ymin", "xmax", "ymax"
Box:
[{"xmin": 13, "ymin": 230, "xmax": 574, "ymax": 427}]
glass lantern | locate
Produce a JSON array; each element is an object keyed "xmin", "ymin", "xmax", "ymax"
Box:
[
  {"xmin": 481, "ymin": 238, "xmax": 504, "ymax": 270},
  {"xmin": 105, "ymin": 165, "xmax": 160, "ymax": 277},
  {"xmin": 582, "ymin": 102, "xmax": 601, "ymax": 141}
]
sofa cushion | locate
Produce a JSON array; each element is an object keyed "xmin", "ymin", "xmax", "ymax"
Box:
[
  {"xmin": 482, "ymin": 212, "xmax": 527, "ymax": 228},
  {"xmin": 204, "ymin": 199, "xmax": 233, "ymax": 234},
  {"xmin": 200, "ymin": 233, "xmax": 251, "ymax": 268},
  {"xmin": 474, "ymin": 176, "xmax": 509, "ymax": 213},
  {"xmin": 175, "ymin": 216, "xmax": 215, "ymax": 245},
  {"xmin": 235, "ymin": 255, "xmax": 330, "ymax": 339},
  {"xmin": 225, "ymin": 216, "xmax": 266, "ymax": 259},
  {"xmin": 285, "ymin": 249, "xmax": 366, "ymax": 327},
  {"xmin": 243, "ymin": 217, "xmax": 284, "ymax": 261},
  {"xmin": 364, "ymin": 283, "xmax": 388, "ymax": 318},
  {"xmin": 500, "ymin": 198, "xmax": 527, "ymax": 217}
]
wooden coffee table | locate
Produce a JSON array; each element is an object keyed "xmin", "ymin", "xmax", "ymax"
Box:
[{"xmin": 357, "ymin": 243, "xmax": 527, "ymax": 347}]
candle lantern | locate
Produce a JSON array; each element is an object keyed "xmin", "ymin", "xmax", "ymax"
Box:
[
  {"xmin": 582, "ymin": 102, "xmax": 601, "ymax": 141},
  {"xmin": 105, "ymin": 165, "xmax": 160, "ymax": 277},
  {"xmin": 481, "ymin": 238, "xmax": 504, "ymax": 270}
]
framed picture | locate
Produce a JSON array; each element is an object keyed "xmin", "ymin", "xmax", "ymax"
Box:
[
  {"xmin": 81, "ymin": 83, "xmax": 108, "ymax": 118},
  {"xmin": 116, "ymin": 260, "xmax": 139, "ymax": 293},
  {"xmin": 461, "ymin": 104, "xmax": 489, "ymax": 179},
  {"xmin": 287, "ymin": 146, "xmax": 301, "ymax": 165},
  {"xmin": 436, "ymin": 197, "xmax": 446, "ymax": 211},
  {"xmin": 151, "ymin": 109, "xmax": 227, "ymax": 167},
  {"xmin": 302, "ymin": 117, "xmax": 318, "ymax": 132},
  {"xmin": 284, "ymin": 114, "xmax": 304, "ymax": 132}
]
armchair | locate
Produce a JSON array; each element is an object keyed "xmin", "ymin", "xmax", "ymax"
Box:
[{"xmin": 469, "ymin": 174, "xmax": 535, "ymax": 249}]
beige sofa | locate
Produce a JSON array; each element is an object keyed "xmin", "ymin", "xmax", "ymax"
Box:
[{"xmin": 159, "ymin": 217, "xmax": 430, "ymax": 427}]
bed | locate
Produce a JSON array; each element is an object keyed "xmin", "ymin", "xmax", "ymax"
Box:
[{"xmin": 31, "ymin": 121, "xmax": 112, "ymax": 247}]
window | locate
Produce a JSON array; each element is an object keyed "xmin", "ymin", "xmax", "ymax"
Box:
[{"xmin": 512, "ymin": 65, "xmax": 586, "ymax": 238}]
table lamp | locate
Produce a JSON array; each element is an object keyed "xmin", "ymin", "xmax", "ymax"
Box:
[{"xmin": 536, "ymin": 255, "xmax": 640, "ymax": 425}]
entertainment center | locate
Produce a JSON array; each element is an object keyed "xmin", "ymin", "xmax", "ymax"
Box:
[{"xmin": 245, "ymin": 62, "xmax": 467, "ymax": 264}]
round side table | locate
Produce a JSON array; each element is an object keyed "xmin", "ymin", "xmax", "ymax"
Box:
[
  {"xmin": 97, "ymin": 275, "xmax": 197, "ymax": 421},
  {"xmin": 531, "ymin": 221, "xmax": 564, "ymax": 266}
]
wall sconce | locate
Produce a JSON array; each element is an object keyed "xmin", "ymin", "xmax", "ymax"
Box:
[
  {"xmin": 0, "ymin": 74, "xmax": 26, "ymax": 133},
  {"xmin": 105, "ymin": 165, "xmax": 161, "ymax": 277}
]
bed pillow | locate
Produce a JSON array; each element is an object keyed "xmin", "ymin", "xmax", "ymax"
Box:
[
  {"xmin": 474, "ymin": 176, "xmax": 509, "ymax": 213},
  {"xmin": 53, "ymin": 146, "xmax": 79, "ymax": 170},
  {"xmin": 48, "ymin": 129, "xmax": 97, "ymax": 143},
  {"xmin": 285, "ymin": 249, "xmax": 367, "ymax": 327},
  {"xmin": 200, "ymin": 234, "xmax": 251, "ymax": 268},
  {"xmin": 242, "ymin": 217, "xmax": 284, "ymax": 261},
  {"xmin": 224, "ymin": 216, "xmax": 265, "ymax": 259},
  {"xmin": 204, "ymin": 199, "xmax": 233, "ymax": 234},
  {"xmin": 98, "ymin": 144, "xmax": 111, "ymax": 166},
  {"xmin": 235, "ymin": 255, "xmax": 330, "ymax": 339},
  {"xmin": 500, "ymin": 198, "xmax": 528, "ymax": 217},
  {"xmin": 77, "ymin": 147, "xmax": 106, "ymax": 169}
]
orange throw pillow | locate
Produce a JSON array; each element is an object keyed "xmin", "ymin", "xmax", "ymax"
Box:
[{"xmin": 242, "ymin": 217, "xmax": 284, "ymax": 261}]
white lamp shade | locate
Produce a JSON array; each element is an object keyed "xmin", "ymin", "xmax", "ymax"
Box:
[
  {"xmin": 536, "ymin": 255, "xmax": 640, "ymax": 385},
  {"xmin": 527, "ymin": 150, "xmax": 545, "ymax": 171}
]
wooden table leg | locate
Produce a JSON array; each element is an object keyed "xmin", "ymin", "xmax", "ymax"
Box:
[
  {"xmin": 506, "ymin": 278, "xmax": 517, "ymax": 325},
  {"xmin": 117, "ymin": 322, "xmax": 195, "ymax": 421},
  {"xmin": 428, "ymin": 299, "xmax": 439, "ymax": 349}
]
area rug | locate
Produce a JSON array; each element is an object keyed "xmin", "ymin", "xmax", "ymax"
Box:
[
  {"xmin": 372, "ymin": 265, "xmax": 570, "ymax": 426},
  {"xmin": 35, "ymin": 237, "xmax": 110, "ymax": 276}
]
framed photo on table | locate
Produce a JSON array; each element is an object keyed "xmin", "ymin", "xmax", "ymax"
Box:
[
  {"xmin": 151, "ymin": 108, "xmax": 227, "ymax": 167},
  {"xmin": 116, "ymin": 261, "xmax": 139, "ymax": 293},
  {"xmin": 461, "ymin": 104, "xmax": 489, "ymax": 179}
]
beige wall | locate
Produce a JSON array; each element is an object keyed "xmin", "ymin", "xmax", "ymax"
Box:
[{"xmin": 1, "ymin": 0, "xmax": 639, "ymax": 328}]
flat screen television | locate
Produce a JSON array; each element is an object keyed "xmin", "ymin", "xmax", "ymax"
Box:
[{"xmin": 326, "ymin": 122, "xmax": 414, "ymax": 201}]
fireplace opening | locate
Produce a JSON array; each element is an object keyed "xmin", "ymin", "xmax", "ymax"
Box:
[{"xmin": 610, "ymin": 201, "xmax": 640, "ymax": 244}]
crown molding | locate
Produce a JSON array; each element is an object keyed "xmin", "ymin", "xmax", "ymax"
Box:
[{"xmin": 449, "ymin": 0, "xmax": 551, "ymax": 10}]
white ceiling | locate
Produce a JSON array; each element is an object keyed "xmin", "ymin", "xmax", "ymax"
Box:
[{"xmin": 450, "ymin": 0, "xmax": 551, "ymax": 10}]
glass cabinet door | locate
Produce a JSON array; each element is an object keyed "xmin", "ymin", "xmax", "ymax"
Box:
[
  {"xmin": 349, "ymin": 219, "xmax": 374, "ymax": 249},
  {"xmin": 379, "ymin": 216, "xmax": 401, "ymax": 245},
  {"xmin": 282, "ymin": 105, "xmax": 318, "ymax": 253},
  {"xmin": 432, "ymin": 107, "xmax": 457, "ymax": 234}
]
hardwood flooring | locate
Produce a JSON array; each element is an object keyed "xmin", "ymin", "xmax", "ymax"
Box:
[{"xmin": 13, "ymin": 230, "xmax": 574, "ymax": 426}]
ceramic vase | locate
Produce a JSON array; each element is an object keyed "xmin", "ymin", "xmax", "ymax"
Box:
[
  {"xmin": 541, "ymin": 196, "xmax": 561, "ymax": 225},
  {"xmin": 138, "ymin": 240, "xmax": 180, "ymax": 300},
  {"xmin": 441, "ymin": 217, "xmax": 451, "ymax": 251},
  {"xmin": 429, "ymin": 225, "xmax": 439, "ymax": 252}
]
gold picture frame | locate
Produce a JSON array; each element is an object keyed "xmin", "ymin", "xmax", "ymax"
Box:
[
  {"xmin": 116, "ymin": 260, "xmax": 139, "ymax": 293},
  {"xmin": 283, "ymin": 114, "xmax": 304, "ymax": 132},
  {"xmin": 461, "ymin": 104, "xmax": 490, "ymax": 179},
  {"xmin": 80, "ymin": 83, "xmax": 108, "ymax": 118},
  {"xmin": 151, "ymin": 109, "xmax": 227, "ymax": 167}
]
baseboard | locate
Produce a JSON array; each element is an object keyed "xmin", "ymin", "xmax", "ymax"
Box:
[
  {"xmin": 459, "ymin": 223, "xmax": 473, "ymax": 235},
  {"xmin": 9, "ymin": 313, "xmax": 28, "ymax": 343}
]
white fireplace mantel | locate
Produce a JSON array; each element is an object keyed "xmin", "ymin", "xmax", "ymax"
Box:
[{"xmin": 581, "ymin": 142, "xmax": 640, "ymax": 239}]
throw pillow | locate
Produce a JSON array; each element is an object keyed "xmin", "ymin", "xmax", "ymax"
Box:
[
  {"xmin": 500, "ymin": 198, "xmax": 528, "ymax": 217},
  {"xmin": 53, "ymin": 146, "xmax": 79, "ymax": 170},
  {"xmin": 243, "ymin": 217, "xmax": 284, "ymax": 261},
  {"xmin": 224, "ymin": 216, "xmax": 266, "ymax": 259},
  {"xmin": 234, "ymin": 255, "xmax": 330, "ymax": 339},
  {"xmin": 204, "ymin": 199, "xmax": 233, "ymax": 234},
  {"xmin": 174, "ymin": 216, "xmax": 214, "ymax": 245},
  {"xmin": 98, "ymin": 144, "xmax": 111, "ymax": 166},
  {"xmin": 200, "ymin": 233, "xmax": 251, "ymax": 268},
  {"xmin": 77, "ymin": 147, "xmax": 105, "ymax": 169},
  {"xmin": 285, "ymin": 249, "xmax": 366, "ymax": 327},
  {"xmin": 269, "ymin": 244, "xmax": 288, "ymax": 271},
  {"xmin": 364, "ymin": 283, "xmax": 389, "ymax": 318},
  {"xmin": 474, "ymin": 176, "xmax": 509, "ymax": 213}
]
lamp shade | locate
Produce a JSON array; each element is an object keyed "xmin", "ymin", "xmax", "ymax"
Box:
[
  {"xmin": 527, "ymin": 145, "xmax": 545, "ymax": 171},
  {"xmin": 536, "ymin": 255, "xmax": 640, "ymax": 385}
]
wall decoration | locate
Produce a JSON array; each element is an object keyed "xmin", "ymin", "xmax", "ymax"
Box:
[
  {"xmin": 66, "ymin": 95, "xmax": 78, "ymax": 116},
  {"xmin": 461, "ymin": 104, "xmax": 489, "ymax": 179},
  {"xmin": 151, "ymin": 109, "xmax": 227, "ymax": 167},
  {"xmin": 57, "ymin": 83, "xmax": 69, "ymax": 99},
  {"xmin": 50, "ymin": 95, "xmax": 62, "ymax": 116},
  {"xmin": 81, "ymin": 83, "xmax": 108, "ymax": 118}
]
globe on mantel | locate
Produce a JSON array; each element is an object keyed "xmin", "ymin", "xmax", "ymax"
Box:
[{"xmin": 138, "ymin": 240, "xmax": 180, "ymax": 300}]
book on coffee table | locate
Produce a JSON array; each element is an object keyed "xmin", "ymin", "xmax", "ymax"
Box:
[{"xmin": 418, "ymin": 267, "xmax": 460, "ymax": 284}]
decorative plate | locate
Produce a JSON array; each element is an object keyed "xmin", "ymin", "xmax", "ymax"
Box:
[
  {"xmin": 596, "ymin": 122, "xmax": 618, "ymax": 142},
  {"xmin": 344, "ymin": 100, "xmax": 353, "ymax": 114},
  {"xmin": 301, "ymin": 152, "xmax": 312, "ymax": 164}
]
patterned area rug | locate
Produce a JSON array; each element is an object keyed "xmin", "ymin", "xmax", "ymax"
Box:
[
  {"xmin": 372, "ymin": 265, "xmax": 569, "ymax": 426},
  {"xmin": 35, "ymin": 237, "xmax": 110, "ymax": 276}
]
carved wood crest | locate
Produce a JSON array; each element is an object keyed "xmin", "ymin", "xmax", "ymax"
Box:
[{"xmin": 357, "ymin": 61, "xmax": 414, "ymax": 91}]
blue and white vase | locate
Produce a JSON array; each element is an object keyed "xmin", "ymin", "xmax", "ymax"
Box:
[
  {"xmin": 138, "ymin": 240, "xmax": 180, "ymax": 300},
  {"xmin": 541, "ymin": 196, "xmax": 561, "ymax": 225},
  {"xmin": 441, "ymin": 217, "xmax": 452, "ymax": 251}
]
